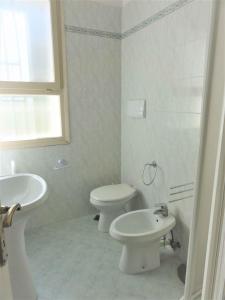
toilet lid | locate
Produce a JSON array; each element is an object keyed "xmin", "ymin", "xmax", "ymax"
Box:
[{"xmin": 90, "ymin": 184, "xmax": 136, "ymax": 202}]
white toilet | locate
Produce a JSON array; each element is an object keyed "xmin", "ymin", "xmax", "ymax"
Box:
[
  {"xmin": 90, "ymin": 184, "xmax": 136, "ymax": 232},
  {"xmin": 110, "ymin": 208, "xmax": 176, "ymax": 274}
]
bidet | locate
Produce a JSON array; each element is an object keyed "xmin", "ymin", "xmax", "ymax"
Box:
[{"xmin": 110, "ymin": 208, "xmax": 176, "ymax": 274}]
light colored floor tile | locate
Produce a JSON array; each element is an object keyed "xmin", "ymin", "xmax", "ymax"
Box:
[{"xmin": 26, "ymin": 216, "xmax": 184, "ymax": 300}]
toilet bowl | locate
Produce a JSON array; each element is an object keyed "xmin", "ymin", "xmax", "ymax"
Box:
[
  {"xmin": 110, "ymin": 208, "xmax": 176, "ymax": 274},
  {"xmin": 90, "ymin": 184, "xmax": 136, "ymax": 232}
]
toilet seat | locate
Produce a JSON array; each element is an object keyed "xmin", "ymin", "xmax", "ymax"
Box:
[
  {"xmin": 90, "ymin": 183, "xmax": 136, "ymax": 233},
  {"xmin": 90, "ymin": 184, "xmax": 136, "ymax": 204}
]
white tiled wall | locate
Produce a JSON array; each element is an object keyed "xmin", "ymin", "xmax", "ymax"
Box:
[
  {"xmin": 0, "ymin": 1, "xmax": 212, "ymax": 264},
  {"xmin": 64, "ymin": 0, "xmax": 121, "ymax": 33},
  {"xmin": 0, "ymin": 0, "xmax": 121, "ymax": 230},
  {"xmin": 122, "ymin": 0, "xmax": 176, "ymax": 32},
  {"xmin": 121, "ymin": 0, "xmax": 212, "ymax": 262}
]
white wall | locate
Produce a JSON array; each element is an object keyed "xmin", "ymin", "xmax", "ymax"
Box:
[
  {"xmin": 0, "ymin": 0, "xmax": 121, "ymax": 230},
  {"xmin": 0, "ymin": 1, "xmax": 212, "ymax": 265},
  {"xmin": 121, "ymin": 0, "xmax": 212, "ymax": 262},
  {"xmin": 64, "ymin": 0, "xmax": 121, "ymax": 32}
]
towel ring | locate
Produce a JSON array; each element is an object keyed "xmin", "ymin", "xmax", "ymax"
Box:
[{"xmin": 142, "ymin": 161, "xmax": 158, "ymax": 186}]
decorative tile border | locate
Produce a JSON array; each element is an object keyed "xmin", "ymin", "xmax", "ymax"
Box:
[
  {"xmin": 65, "ymin": 0, "xmax": 194, "ymax": 40},
  {"xmin": 121, "ymin": 0, "xmax": 195, "ymax": 38},
  {"xmin": 65, "ymin": 25, "xmax": 121, "ymax": 40}
]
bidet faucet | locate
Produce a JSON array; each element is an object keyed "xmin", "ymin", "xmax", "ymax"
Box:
[{"xmin": 154, "ymin": 203, "xmax": 168, "ymax": 217}]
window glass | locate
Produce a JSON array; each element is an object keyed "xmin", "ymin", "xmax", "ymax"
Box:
[
  {"xmin": 0, "ymin": 95, "xmax": 62, "ymax": 141},
  {"xmin": 0, "ymin": 0, "xmax": 54, "ymax": 82}
]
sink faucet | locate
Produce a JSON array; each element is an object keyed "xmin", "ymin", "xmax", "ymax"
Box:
[{"xmin": 154, "ymin": 203, "xmax": 168, "ymax": 217}]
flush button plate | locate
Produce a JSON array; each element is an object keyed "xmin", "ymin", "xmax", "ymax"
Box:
[{"xmin": 127, "ymin": 99, "xmax": 146, "ymax": 119}]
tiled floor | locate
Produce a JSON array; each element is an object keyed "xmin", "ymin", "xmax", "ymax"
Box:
[{"xmin": 26, "ymin": 216, "xmax": 184, "ymax": 300}]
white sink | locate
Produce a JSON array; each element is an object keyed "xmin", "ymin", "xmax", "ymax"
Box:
[
  {"xmin": 0, "ymin": 173, "xmax": 48, "ymax": 300},
  {"xmin": 1, "ymin": 173, "xmax": 47, "ymax": 215}
]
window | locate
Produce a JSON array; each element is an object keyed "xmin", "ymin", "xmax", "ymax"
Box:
[{"xmin": 0, "ymin": 0, "xmax": 69, "ymax": 148}]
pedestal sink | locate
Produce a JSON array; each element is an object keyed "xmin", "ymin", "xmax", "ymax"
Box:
[{"xmin": 0, "ymin": 173, "xmax": 48, "ymax": 300}]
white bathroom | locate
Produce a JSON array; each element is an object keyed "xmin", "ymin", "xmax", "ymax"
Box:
[{"xmin": 0, "ymin": 0, "xmax": 225, "ymax": 300}]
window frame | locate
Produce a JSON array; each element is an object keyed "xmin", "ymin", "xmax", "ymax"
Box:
[{"xmin": 0, "ymin": 0, "xmax": 70, "ymax": 149}]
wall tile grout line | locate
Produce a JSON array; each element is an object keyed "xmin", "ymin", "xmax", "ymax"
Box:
[{"xmin": 65, "ymin": 0, "xmax": 195, "ymax": 40}]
